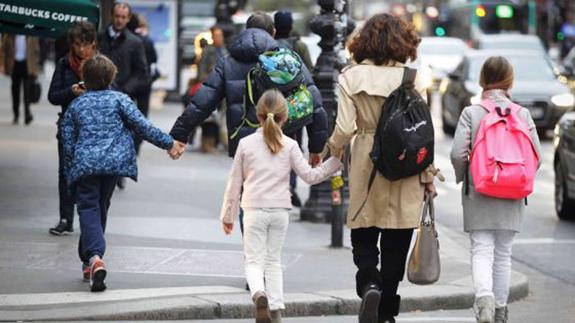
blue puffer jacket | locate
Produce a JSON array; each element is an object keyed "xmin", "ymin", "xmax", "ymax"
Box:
[
  {"xmin": 170, "ymin": 28, "xmax": 328, "ymax": 157},
  {"xmin": 61, "ymin": 90, "xmax": 173, "ymax": 186}
]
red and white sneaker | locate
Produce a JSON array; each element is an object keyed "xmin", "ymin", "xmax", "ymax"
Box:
[{"xmin": 89, "ymin": 257, "xmax": 107, "ymax": 292}]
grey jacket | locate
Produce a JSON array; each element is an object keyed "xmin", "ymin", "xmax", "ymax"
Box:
[{"xmin": 450, "ymin": 92, "xmax": 542, "ymax": 233}]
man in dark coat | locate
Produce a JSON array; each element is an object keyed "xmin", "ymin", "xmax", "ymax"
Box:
[
  {"xmin": 97, "ymin": 2, "xmax": 148, "ymax": 99},
  {"xmin": 169, "ymin": 12, "xmax": 328, "ymax": 164},
  {"xmin": 97, "ymin": 2, "xmax": 148, "ymax": 189}
]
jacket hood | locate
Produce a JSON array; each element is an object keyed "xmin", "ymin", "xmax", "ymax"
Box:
[{"xmin": 228, "ymin": 28, "xmax": 278, "ymax": 63}]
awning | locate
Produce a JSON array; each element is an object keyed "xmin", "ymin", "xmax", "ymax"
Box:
[{"xmin": 0, "ymin": 0, "xmax": 99, "ymax": 38}]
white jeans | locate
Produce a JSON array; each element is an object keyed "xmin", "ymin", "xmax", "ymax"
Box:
[
  {"xmin": 243, "ymin": 208, "xmax": 289, "ymax": 310},
  {"xmin": 470, "ymin": 230, "xmax": 516, "ymax": 308}
]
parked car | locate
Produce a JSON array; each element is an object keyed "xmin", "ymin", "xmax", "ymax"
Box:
[
  {"xmin": 440, "ymin": 50, "xmax": 574, "ymax": 135},
  {"xmin": 473, "ymin": 34, "xmax": 546, "ymax": 54},
  {"xmin": 418, "ymin": 37, "xmax": 468, "ymax": 87},
  {"xmin": 554, "ymin": 111, "xmax": 575, "ymax": 220}
]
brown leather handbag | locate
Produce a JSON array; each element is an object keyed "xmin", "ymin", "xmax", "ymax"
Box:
[{"xmin": 407, "ymin": 192, "xmax": 440, "ymax": 285}]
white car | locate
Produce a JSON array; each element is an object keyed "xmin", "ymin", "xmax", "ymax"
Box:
[{"xmin": 418, "ymin": 37, "xmax": 468, "ymax": 84}]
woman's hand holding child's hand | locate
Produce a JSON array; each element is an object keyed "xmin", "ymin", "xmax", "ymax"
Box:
[
  {"xmin": 168, "ymin": 140, "xmax": 186, "ymax": 160},
  {"xmin": 222, "ymin": 221, "xmax": 234, "ymax": 235}
]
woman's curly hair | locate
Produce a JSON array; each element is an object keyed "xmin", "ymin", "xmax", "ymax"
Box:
[{"xmin": 348, "ymin": 13, "xmax": 420, "ymax": 65}]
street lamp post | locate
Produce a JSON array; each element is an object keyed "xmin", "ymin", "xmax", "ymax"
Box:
[{"xmin": 301, "ymin": 0, "xmax": 352, "ymax": 230}]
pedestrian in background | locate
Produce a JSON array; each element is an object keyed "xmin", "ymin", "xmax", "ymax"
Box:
[
  {"xmin": 324, "ymin": 14, "xmax": 439, "ymax": 323},
  {"xmin": 273, "ymin": 10, "xmax": 315, "ymax": 207},
  {"xmin": 97, "ymin": 2, "xmax": 149, "ymax": 189},
  {"xmin": 220, "ymin": 90, "xmax": 342, "ymax": 323},
  {"xmin": 61, "ymin": 55, "xmax": 178, "ymax": 292},
  {"xmin": 274, "ymin": 11, "xmax": 313, "ymax": 70},
  {"xmin": 0, "ymin": 34, "xmax": 40, "ymax": 125},
  {"xmin": 194, "ymin": 27, "xmax": 228, "ymax": 153},
  {"xmin": 450, "ymin": 57, "xmax": 541, "ymax": 323},
  {"xmin": 47, "ymin": 21, "xmax": 97, "ymax": 237}
]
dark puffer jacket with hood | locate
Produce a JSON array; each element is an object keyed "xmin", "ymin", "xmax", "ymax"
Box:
[{"xmin": 170, "ymin": 28, "xmax": 328, "ymax": 157}]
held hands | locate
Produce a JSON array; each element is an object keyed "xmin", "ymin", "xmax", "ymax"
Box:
[
  {"xmin": 71, "ymin": 84, "xmax": 85, "ymax": 97},
  {"xmin": 222, "ymin": 221, "xmax": 233, "ymax": 235},
  {"xmin": 309, "ymin": 153, "xmax": 321, "ymax": 167},
  {"xmin": 168, "ymin": 140, "xmax": 186, "ymax": 160}
]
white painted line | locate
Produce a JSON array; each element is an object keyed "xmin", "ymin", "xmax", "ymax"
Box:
[
  {"xmin": 399, "ymin": 318, "xmax": 475, "ymax": 322},
  {"xmin": 514, "ymin": 238, "xmax": 575, "ymax": 245}
]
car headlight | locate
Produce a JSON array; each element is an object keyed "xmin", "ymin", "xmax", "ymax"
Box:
[{"xmin": 551, "ymin": 93, "xmax": 575, "ymax": 108}]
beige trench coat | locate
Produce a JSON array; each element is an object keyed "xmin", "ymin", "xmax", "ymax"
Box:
[{"xmin": 326, "ymin": 60, "xmax": 437, "ymax": 230}]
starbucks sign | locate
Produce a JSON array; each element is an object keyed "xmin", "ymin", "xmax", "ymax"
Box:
[{"xmin": 0, "ymin": 0, "xmax": 99, "ymax": 38}]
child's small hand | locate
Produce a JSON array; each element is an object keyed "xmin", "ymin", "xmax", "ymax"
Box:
[
  {"xmin": 309, "ymin": 153, "xmax": 321, "ymax": 167},
  {"xmin": 222, "ymin": 221, "xmax": 234, "ymax": 235},
  {"xmin": 168, "ymin": 140, "xmax": 186, "ymax": 160}
]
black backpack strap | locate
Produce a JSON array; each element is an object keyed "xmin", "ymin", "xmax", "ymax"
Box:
[
  {"xmin": 351, "ymin": 167, "xmax": 377, "ymax": 221},
  {"xmin": 401, "ymin": 67, "xmax": 417, "ymax": 86}
]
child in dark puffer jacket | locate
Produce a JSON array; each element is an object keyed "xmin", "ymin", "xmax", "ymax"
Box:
[{"xmin": 61, "ymin": 54, "xmax": 178, "ymax": 292}]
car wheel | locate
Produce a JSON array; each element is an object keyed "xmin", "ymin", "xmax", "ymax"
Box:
[
  {"xmin": 442, "ymin": 113, "xmax": 456, "ymax": 136},
  {"xmin": 555, "ymin": 159, "xmax": 575, "ymax": 220}
]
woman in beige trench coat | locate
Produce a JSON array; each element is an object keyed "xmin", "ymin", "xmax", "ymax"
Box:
[{"xmin": 324, "ymin": 14, "xmax": 439, "ymax": 323}]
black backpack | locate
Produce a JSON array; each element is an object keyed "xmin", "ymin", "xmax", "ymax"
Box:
[{"xmin": 353, "ymin": 67, "xmax": 434, "ymax": 220}]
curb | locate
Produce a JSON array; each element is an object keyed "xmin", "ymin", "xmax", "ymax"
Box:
[{"xmin": 0, "ymin": 272, "xmax": 528, "ymax": 321}]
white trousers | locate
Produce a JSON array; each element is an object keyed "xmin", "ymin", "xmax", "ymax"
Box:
[
  {"xmin": 470, "ymin": 229, "xmax": 516, "ymax": 308},
  {"xmin": 243, "ymin": 208, "xmax": 289, "ymax": 310}
]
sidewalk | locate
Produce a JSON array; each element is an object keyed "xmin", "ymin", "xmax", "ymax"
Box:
[{"xmin": 0, "ymin": 75, "xmax": 528, "ymax": 321}]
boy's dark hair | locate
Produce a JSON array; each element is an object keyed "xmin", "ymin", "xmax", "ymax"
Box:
[
  {"xmin": 82, "ymin": 54, "xmax": 118, "ymax": 90},
  {"xmin": 246, "ymin": 11, "xmax": 274, "ymax": 35},
  {"xmin": 67, "ymin": 21, "xmax": 96, "ymax": 45}
]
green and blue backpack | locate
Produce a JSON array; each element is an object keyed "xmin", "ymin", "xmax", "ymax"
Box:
[{"xmin": 231, "ymin": 48, "xmax": 314, "ymax": 139}]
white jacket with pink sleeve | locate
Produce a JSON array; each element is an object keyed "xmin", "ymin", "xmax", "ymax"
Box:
[{"xmin": 220, "ymin": 129, "xmax": 343, "ymax": 224}]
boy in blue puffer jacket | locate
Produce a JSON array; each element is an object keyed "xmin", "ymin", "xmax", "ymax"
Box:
[{"xmin": 61, "ymin": 54, "xmax": 179, "ymax": 292}]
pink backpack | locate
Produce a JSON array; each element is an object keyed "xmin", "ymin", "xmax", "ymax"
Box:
[{"xmin": 469, "ymin": 99, "xmax": 539, "ymax": 200}]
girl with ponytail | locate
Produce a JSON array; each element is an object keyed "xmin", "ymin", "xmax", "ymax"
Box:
[{"xmin": 220, "ymin": 89, "xmax": 343, "ymax": 323}]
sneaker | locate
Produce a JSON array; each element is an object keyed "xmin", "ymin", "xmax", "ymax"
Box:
[
  {"xmin": 89, "ymin": 257, "xmax": 107, "ymax": 292},
  {"xmin": 474, "ymin": 296, "xmax": 495, "ymax": 323},
  {"xmin": 253, "ymin": 291, "xmax": 272, "ymax": 323},
  {"xmin": 290, "ymin": 189, "xmax": 302, "ymax": 208},
  {"xmin": 82, "ymin": 264, "xmax": 90, "ymax": 282},
  {"xmin": 49, "ymin": 220, "xmax": 74, "ymax": 236}
]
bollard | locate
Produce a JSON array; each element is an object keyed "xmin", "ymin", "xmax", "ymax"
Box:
[{"xmin": 331, "ymin": 172, "xmax": 344, "ymax": 247}]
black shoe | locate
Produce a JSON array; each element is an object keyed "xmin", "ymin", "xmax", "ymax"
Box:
[
  {"xmin": 378, "ymin": 295, "xmax": 400, "ymax": 323},
  {"xmin": 12, "ymin": 117, "xmax": 18, "ymax": 125},
  {"xmin": 290, "ymin": 189, "xmax": 302, "ymax": 207},
  {"xmin": 359, "ymin": 285, "xmax": 381, "ymax": 323},
  {"xmin": 24, "ymin": 115, "xmax": 33, "ymax": 125},
  {"xmin": 49, "ymin": 220, "xmax": 74, "ymax": 236},
  {"xmin": 116, "ymin": 177, "xmax": 126, "ymax": 190}
]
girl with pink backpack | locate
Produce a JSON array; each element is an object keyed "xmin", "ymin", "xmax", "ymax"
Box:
[{"xmin": 450, "ymin": 56, "xmax": 542, "ymax": 323}]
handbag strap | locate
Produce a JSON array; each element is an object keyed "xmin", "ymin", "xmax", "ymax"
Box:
[{"xmin": 420, "ymin": 192, "xmax": 435, "ymax": 226}]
